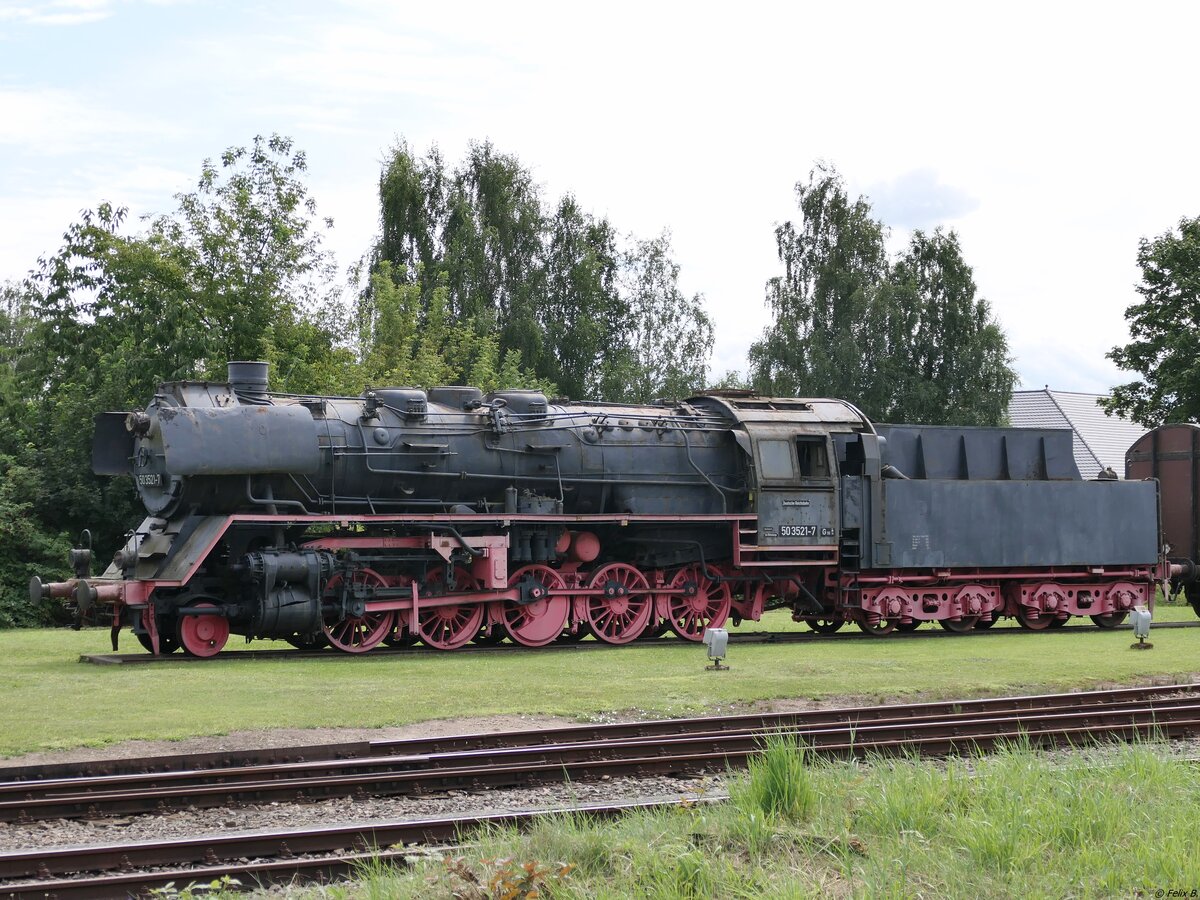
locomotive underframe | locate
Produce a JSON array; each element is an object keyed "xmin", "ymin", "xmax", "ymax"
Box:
[{"xmin": 42, "ymin": 509, "xmax": 1166, "ymax": 655}]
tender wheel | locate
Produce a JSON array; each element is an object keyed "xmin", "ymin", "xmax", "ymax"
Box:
[
  {"xmin": 938, "ymin": 616, "xmax": 979, "ymax": 634},
  {"xmin": 808, "ymin": 618, "xmax": 845, "ymax": 634},
  {"xmin": 1091, "ymin": 612, "xmax": 1129, "ymax": 629},
  {"xmin": 322, "ymin": 569, "xmax": 395, "ymax": 653},
  {"xmin": 896, "ymin": 620, "xmax": 922, "ymax": 633},
  {"xmin": 417, "ymin": 568, "xmax": 485, "ymax": 651},
  {"xmin": 585, "ymin": 563, "xmax": 654, "ymax": 644},
  {"xmin": 1016, "ymin": 610, "xmax": 1054, "ymax": 631},
  {"xmin": 856, "ymin": 618, "xmax": 898, "ymax": 636},
  {"xmin": 974, "ymin": 616, "xmax": 998, "ymax": 629},
  {"xmin": 663, "ymin": 565, "xmax": 732, "ymax": 642},
  {"xmin": 177, "ymin": 602, "xmax": 230, "ymax": 658},
  {"xmin": 1047, "ymin": 615, "xmax": 1069, "ymax": 629},
  {"xmin": 501, "ymin": 565, "xmax": 569, "ymax": 647}
]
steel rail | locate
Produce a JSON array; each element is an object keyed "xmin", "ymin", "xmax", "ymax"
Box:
[
  {"xmin": 3, "ymin": 701, "xmax": 1200, "ymax": 887},
  {"xmin": 4, "ymin": 689, "xmax": 1200, "ymax": 823},
  {"xmin": 0, "ymin": 798, "xmax": 712, "ymax": 897},
  {"xmin": 3, "ymin": 682, "xmax": 1197, "ymax": 785}
]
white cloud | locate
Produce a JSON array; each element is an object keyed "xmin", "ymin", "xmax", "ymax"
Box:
[{"xmin": 0, "ymin": 0, "xmax": 113, "ymax": 25}]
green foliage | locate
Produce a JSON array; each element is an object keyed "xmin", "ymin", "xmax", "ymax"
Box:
[
  {"xmin": 602, "ymin": 232, "xmax": 715, "ymax": 402},
  {"xmin": 328, "ymin": 743, "xmax": 1200, "ymax": 898},
  {"xmin": 352, "ymin": 262, "xmax": 550, "ymax": 393},
  {"xmin": 733, "ymin": 732, "xmax": 817, "ymax": 822},
  {"xmin": 0, "ymin": 454, "xmax": 72, "ymax": 627},
  {"xmin": 749, "ymin": 165, "xmax": 1016, "ymax": 424},
  {"xmin": 1104, "ymin": 215, "xmax": 1200, "ymax": 426},
  {"xmin": 373, "ymin": 139, "xmax": 713, "ymax": 401},
  {"xmin": 150, "ymin": 133, "xmax": 342, "ymax": 381}
]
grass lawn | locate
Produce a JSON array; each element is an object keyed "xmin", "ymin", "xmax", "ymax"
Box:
[
  {"xmin": 1, "ymin": 600, "xmax": 1197, "ymax": 758},
  {"xmin": 346, "ymin": 740, "xmax": 1200, "ymax": 899}
]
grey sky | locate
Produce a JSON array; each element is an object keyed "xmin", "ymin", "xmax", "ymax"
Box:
[{"xmin": 2, "ymin": 0, "xmax": 1197, "ymax": 394}]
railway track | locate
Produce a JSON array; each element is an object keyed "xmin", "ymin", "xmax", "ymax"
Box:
[
  {"xmin": 4, "ymin": 683, "xmax": 1200, "ymax": 896},
  {"xmin": 2, "ymin": 683, "xmax": 1199, "ymax": 823},
  {"xmin": 0, "ymin": 799, "xmax": 704, "ymax": 899},
  {"xmin": 78, "ymin": 617, "xmax": 1200, "ymax": 665}
]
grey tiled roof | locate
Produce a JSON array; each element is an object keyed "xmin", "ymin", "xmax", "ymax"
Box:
[{"xmin": 1008, "ymin": 389, "xmax": 1147, "ymax": 480}]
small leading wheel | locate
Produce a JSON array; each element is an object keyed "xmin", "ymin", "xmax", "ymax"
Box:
[
  {"xmin": 938, "ymin": 616, "xmax": 979, "ymax": 634},
  {"xmin": 896, "ymin": 620, "xmax": 922, "ymax": 633},
  {"xmin": 417, "ymin": 568, "xmax": 485, "ymax": 651},
  {"xmin": 177, "ymin": 602, "xmax": 230, "ymax": 658},
  {"xmin": 1016, "ymin": 610, "xmax": 1054, "ymax": 631},
  {"xmin": 857, "ymin": 618, "xmax": 898, "ymax": 636},
  {"xmin": 136, "ymin": 606, "xmax": 180, "ymax": 654},
  {"xmin": 322, "ymin": 568, "xmax": 395, "ymax": 653},
  {"xmin": 136, "ymin": 630, "xmax": 181, "ymax": 655},
  {"xmin": 585, "ymin": 563, "xmax": 654, "ymax": 644},
  {"xmin": 1091, "ymin": 611, "xmax": 1129, "ymax": 629},
  {"xmin": 808, "ymin": 618, "xmax": 845, "ymax": 634},
  {"xmin": 663, "ymin": 565, "xmax": 732, "ymax": 642},
  {"xmin": 502, "ymin": 565, "xmax": 569, "ymax": 647}
]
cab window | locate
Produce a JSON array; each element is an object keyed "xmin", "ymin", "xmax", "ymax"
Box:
[
  {"xmin": 758, "ymin": 440, "xmax": 794, "ymax": 481},
  {"xmin": 796, "ymin": 436, "xmax": 830, "ymax": 477}
]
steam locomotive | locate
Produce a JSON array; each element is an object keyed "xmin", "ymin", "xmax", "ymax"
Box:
[{"xmin": 31, "ymin": 361, "xmax": 1191, "ymax": 656}]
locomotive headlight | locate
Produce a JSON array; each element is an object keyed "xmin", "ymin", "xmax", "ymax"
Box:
[{"xmin": 125, "ymin": 411, "xmax": 152, "ymax": 435}]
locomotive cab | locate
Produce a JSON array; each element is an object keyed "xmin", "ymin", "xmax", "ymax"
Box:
[{"xmin": 751, "ymin": 429, "xmax": 839, "ymax": 548}]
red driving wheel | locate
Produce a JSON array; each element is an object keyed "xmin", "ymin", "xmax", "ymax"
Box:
[
  {"xmin": 502, "ymin": 565, "xmax": 569, "ymax": 647},
  {"xmin": 663, "ymin": 565, "xmax": 732, "ymax": 642},
  {"xmin": 322, "ymin": 568, "xmax": 395, "ymax": 653},
  {"xmin": 417, "ymin": 567, "xmax": 485, "ymax": 650},
  {"xmin": 584, "ymin": 563, "xmax": 653, "ymax": 644}
]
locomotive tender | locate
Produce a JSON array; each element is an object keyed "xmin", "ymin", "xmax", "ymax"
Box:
[{"xmin": 31, "ymin": 361, "xmax": 1187, "ymax": 657}]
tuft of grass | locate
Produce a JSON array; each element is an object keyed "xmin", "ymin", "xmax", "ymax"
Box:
[{"xmin": 733, "ymin": 732, "xmax": 817, "ymax": 823}]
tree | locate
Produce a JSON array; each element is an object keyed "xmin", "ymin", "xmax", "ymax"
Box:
[
  {"xmin": 749, "ymin": 165, "xmax": 1015, "ymax": 424},
  {"xmin": 1103, "ymin": 216, "xmax": 1200, "ymax": 426},
  {"xmin": 372, "ymin": 140, "xmax": 714, "ymax": 401},
  {"xmin": 602, "ymin": 232, "xmax": 714, "ymax": 402},
  {"xmin": 375, "ymin": 140, "xmax": 547, "ymax": 366},
  {"xmin": 749, "ymin": 164, "xmax": 890, "ymax": 405},
  {"xmin": 353, "ymin": 262, "xmax": 549, "ymax": 393},
  {"xmin": 14, "ymin": 136, "xmax": 349, "ymax": 567},
  {"xmin": 149, "ymin": 133, "xmax": 344, "ymax": 393},
  {"xmin": 887, "ymin": 229, "xmax": 1015, "ymax": 425},
  {"xmin": 539, "ymin": 196, "xmax": 623, "ymax": 399}
]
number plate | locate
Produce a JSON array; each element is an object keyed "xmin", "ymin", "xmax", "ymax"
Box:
[{"xmin": 136, "ymin": 473, "xmax": 163, "ymax": 487}]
